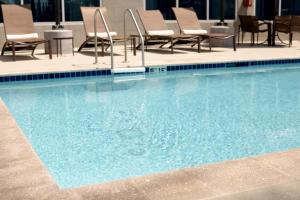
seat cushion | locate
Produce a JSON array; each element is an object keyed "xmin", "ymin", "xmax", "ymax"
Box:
[
  {"xmin": 87, "ymin": 32, "xmax": 117, "ymax": 38},
  {"xmin": 182, "ymin": 29, "xmax": 208, "ymax": 35},
  {"xmin": 6, "ymin": 33, "xmax": 39, "ymax": 40},
  {"xmin": 147, "ymin": 30, "xmax": 174, "ymax": 36}
]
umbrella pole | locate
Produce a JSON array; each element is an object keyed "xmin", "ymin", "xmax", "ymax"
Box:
[
  {"xmin": 217, "ymin": 0, "xmax": 228, "ymax": 26},
  {"xmin": 52, "ymin": 0, "xmax": 64, "ymax": 29}
]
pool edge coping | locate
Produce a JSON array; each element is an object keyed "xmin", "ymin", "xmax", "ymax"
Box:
[{"xmin": 1, "ymin": 57, "xmax": 300, "ymax": 83}]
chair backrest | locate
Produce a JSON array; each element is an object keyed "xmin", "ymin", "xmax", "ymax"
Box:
[
  {"xmin": 275, "ymin": 16, "xmax": 292, "ymax": 33},
  {"xmin": 80, "ymin": 7, "xmax": 113, "ymax": 35},
  {"xmin": 1, "ymin": 4, "xmax": 35, "ymax": 38},
  {"xmin": 136, "ymin": 9, "xmax": 169, "ymax": 32},
  {"xmin": 275, "ymin": 15, "xmax": 291, "ymax": 24},
  {"xmin": 291, "ymin": 16, "xmax": 300, "ymax": 32},
  {"xmin": 172, "ymin": 7, "xmax": 202, "ymax": 32},
  {"xmin": 239, "ymin": 15, "xmax": 259, "ymax": 32}
]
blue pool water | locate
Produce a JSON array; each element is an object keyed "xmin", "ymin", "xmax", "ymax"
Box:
[{"xmin": 1, "ymin": 65, "xmax": 300, "ymax": 188}]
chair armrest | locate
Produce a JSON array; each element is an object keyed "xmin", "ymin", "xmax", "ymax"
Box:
[
  {"xmin": 258, "ymin": 22, "xmax": 268, "ymax": 26},
  {"xmin": 275, "ymin": 22, "xmax": 290, "ymax": 27},
  {"xmin": 275, "ymin": 22, "xmax": 291, "ymax": 33}
]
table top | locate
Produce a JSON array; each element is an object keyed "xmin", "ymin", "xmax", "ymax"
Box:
[
  {"xmin": 53, "ymin": 37, "xmax": 74, "ymax": 40},
  {"xmin": 210, "ymin": 25, "xmax": 231, "ymax": 29},
  {"xmin": 44, "ymin": 29, "xmax": 73, "ymax": 33},
  {"xmin": 263, "ymin": 20, "xmax": 273, "ymax": 23}
]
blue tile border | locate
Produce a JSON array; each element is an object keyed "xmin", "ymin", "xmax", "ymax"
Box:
[
  {"xmin": 0, "ymin": 69, "xmax": 111, "ymax": 83},
  {"xmin": 0, "ymin": 58, "xmax": 300, "ymax": 83},
  {"xmin": 163, "ymin": 58, "xmax": 300, "ymax": 72}
]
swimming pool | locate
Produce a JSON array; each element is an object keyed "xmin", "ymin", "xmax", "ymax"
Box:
[{"xmin": 1, "ymin": 64, "xmax": 300, "ymax": 189}]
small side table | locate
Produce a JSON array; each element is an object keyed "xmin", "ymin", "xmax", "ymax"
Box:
[
  {"xmin": 53, "ymin": 37, "xmax": 74, "ymax": 57},
  {"xmin": 44, "ymin": 30, "xmax": 73, "ymax": 55},
  {"xmin": 210, "ymin": 26, "xmax": 235, "ymax": 47}
]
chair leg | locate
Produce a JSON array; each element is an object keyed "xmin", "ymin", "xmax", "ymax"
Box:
[
  {"xmin": 101, "ymin": 39, "xmax": 105, "ymax": 57},
  {"xmin": 233, "ymin": 35, "xmax": 236, "ymax": 51},
  {"xmin": 60, "ymin": 40, "xmax": 62, "ymax": 56},
  {"xmin": 31, "ymin": 45, "xmax": 38, "ymax": 56},
  {"xmin": 56, "ymin": 39, "xmax": 59, "ymax": 57},
  {"xmin": 238, "ymin": 30, "xmax": 240, "ymax": 45},
  {"xmin": 12, "ymin": 41, "xmax": 15, "ymax": 61},
  {"xmin": 289, "ymin": 33, "xmax": 293, "ymax": 47},
  {"xmin": 257, "ymin": 33, "xmax": 259, "ymax": 45},
  {"xmin": 251, "ymin": 33, "xmax": 255, "ymax": 45},
  {"xmin": 105, "ymin": 44, "xmax": 111, "ymax": 51},
  {"xmin": 170, "ymin": 38, "xmax": 174, "ymax": 54},
  {"xmin": 145, "ymin": 37, "xmax": 148, "ymax": 51},
  {"xmin": 133, "ymin": 38, "xmax": 136, "ymax": 56},
  {"xmin": 1, "ymin": 42, "xmax": 7, "ymax": 56},
  {"xmin": 48, "ymin": 40, "xmax": 52, "ymax": 59},
  {"xmin": 241, "ymin": 32, "xmax": 245, "ymax": 44},
  {"xmin": 160, "ymin": 40, "xmax": 170, "ymax": 48},
  {"xmin": 197, "ymin": 36, "xmax": 200, "ymax": 53},
  {"xmin": 78, "ymin": 40, "xmax": 89, "ymax": 52},
  {"xmin": 72, "ymin": 38, "xmax": 75, "ymax": 56}
]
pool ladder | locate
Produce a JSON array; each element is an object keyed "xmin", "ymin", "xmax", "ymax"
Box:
[
  {"xmin": 124, "ymin": 8, "xmax": 145, "ymax": 68},
  {"xmin": 93, "ymin": 8, "xmax": 114, "ymax": 68},
  {"xmin": 93, "ymin": 8, "xmax": 145, "ymax": 73}
]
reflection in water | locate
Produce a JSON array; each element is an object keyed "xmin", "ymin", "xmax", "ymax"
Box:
[
  {"xmin": 85, "ymin": 80, "xmax": 137, "ymax": 93},
  {"xmin": 1, "ymin": 67, "xmax": 300, "ymax": 188}
]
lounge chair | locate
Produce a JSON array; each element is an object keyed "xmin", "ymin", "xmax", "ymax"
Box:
[
  {"xmin": 172, "ymin": 7, "xmax": 236, "ymax": 51},
  {"xmin": 292, "ymin": 16, "xmax": 300, "ymax": 31},
  {"xmin": 291, "ymin": 16, "xmax": 300, "ymax": 44},
  {"xmin": 136, "ymin": 9, "xmax": 193, "ymax": 53},
  {"xmin": 78, "ymin": 7, "xmax": 135, "ymax": 56},
  {"xmin": 238, "ymin": 15, "xmax": 270, "ymax": 45},
  {"xmin": 274, "ymin": 16, "xmax": 292, "ymax": 47},
  {"xmin": 1, "ymin": 4, "xmax": 52, "ymax": 61}
]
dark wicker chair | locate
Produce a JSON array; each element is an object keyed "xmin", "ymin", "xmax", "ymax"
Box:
[
  {"xmin": 291, "ymin": 16, "xmax": 300, "ymax": 35},
  {"xmin": 238, "ymin": 15, "xmax": 269, "ymax": 45},
  {"xmin": 274, "ymin": 16, "xmax": 292, "ymax": 47}
]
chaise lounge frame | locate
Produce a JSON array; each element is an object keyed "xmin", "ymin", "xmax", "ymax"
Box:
[
  {"xmin": 1, "ymin": 4, "xmax": 52, "ymax": 61},
  {"xmin": 78, "ymin": 7, "xmax": 135, "ymax": 56},
  {"xmin": 172, "ymin": 7, "xmax": 236, "ymax": 51},
  {"xmin": 136, "ymin": 9, "xmax": 196, "ymax": 53}
]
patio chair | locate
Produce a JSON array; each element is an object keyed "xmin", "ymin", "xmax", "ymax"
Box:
[
  {"xmin": 274, "ymin": 16, "xmax": 292, "ymax": 47},
  {"xmin": 1, "ymin": 4, "xmax": 52, "ymax": 61},
  {"xmin": 238, "ymin": 15, "xmax": 269, "ymax": 45},
  {"xmin": 136, "ymin": 9, "xmax": 192, "ymax": 53},
  {"xmin": 291, "ymin": 16, "xmax": 300, "ymax": 41},
  {"xmin": 172, "ymin": 7, "xmax": 236, "ymax": 51},
  {"xmin": 78, "ymin": 7, "xmax": 135, "ymax": 56}
]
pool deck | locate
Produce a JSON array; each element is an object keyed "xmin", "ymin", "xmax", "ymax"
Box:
[
  {"xmin": 0, "ymin": 41, "xmax": 300, "ymax": 76},
  {"xmin": 1, "ymin": 42, "xmax": 300, "ymax": 200}
]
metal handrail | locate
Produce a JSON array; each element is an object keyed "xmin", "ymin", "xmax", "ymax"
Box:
[
  {"xmin": 94, "ymin": 8, "xmax": 114, "ymax": 69},
  {"xmin": 124, "ymin": 9, "xmax": 145, "ymax": 67}
]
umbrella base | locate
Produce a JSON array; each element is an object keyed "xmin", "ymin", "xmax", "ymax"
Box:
[
  {"xmin": 52, "ymin": 24, "xmax": 64, "ymax": 30},
  {"xmin": 216, "ymin": 21, "xmax": 228, "ymax": 26}
]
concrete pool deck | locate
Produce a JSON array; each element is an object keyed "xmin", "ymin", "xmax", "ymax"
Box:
[
  {"xmin": 0, "ymin": 41, "xmax": 300, "ymax": 76},
  {"xmin": 1, "ymin": 42, "xmax": 300, "ymax": 200}
]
